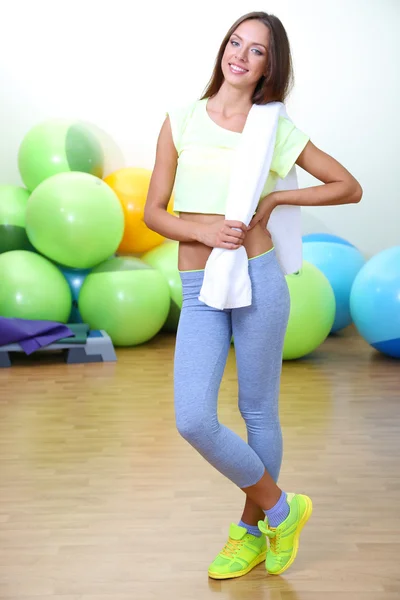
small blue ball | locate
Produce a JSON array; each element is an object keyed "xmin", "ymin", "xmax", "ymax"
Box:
[{"xmin": 60, "ymin": 267, "xmax": 91, "ymax": 323}]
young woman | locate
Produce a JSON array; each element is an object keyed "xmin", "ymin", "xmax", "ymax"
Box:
[{"xmin": 145, "ymin": 11, "xmax": 362, "ymax": 580}]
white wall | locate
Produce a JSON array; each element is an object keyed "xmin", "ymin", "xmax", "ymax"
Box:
[{"xmin": 1, "ymin": 0, "xmax": 399, "ymax": 256}]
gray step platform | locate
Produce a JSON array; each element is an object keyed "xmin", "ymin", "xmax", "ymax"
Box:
[{"xmin": 0, "ymin": 330, "xmax": 117, "ymax": 368}]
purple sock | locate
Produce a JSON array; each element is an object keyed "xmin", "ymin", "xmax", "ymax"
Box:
[
  {"xmin": 263, "ymin": 491, "xmax": 289, "ymax": 527},
  {"xmin": 238, "ymin": 519, "xmax": 262, "ymax": 537}
]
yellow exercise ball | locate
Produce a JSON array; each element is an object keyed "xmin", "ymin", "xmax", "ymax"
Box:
[{"xmin": 104, "ymin": 167, "xmax": 174, "ymax": 254}]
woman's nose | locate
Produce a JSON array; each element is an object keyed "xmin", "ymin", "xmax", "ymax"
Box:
[{"xmin": 235, "ymin": 52, "xmax": 247, "ymax": 63}]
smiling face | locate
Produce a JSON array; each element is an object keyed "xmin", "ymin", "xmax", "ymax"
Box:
[{"xmin": 221, "ymin": 19, "xmax": 270, "ymax": 91}]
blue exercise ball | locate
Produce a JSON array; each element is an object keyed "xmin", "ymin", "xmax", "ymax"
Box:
[
  {"xmin": 59, "ymin": 266, "xmax": 91, "ymax": 323},
  {"xmin": 303, "ymin": 237, "xmax": 365, "ymax": 333},
  {"xmin": 350, "ymin": 247, "xmax": 400, "ymax": 358},
  {"xmin": 302, "ymin": 233, "xmax": 355, "ymax": 247}
]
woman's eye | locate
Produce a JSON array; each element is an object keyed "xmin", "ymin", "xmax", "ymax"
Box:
[{"xmin": 230, "ymin": 40, "xmax": 263, "ymax": 55}]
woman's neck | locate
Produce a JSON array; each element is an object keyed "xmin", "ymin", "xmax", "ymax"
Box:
[{"xmin": 208, "ymin": 83, "xmax": 254, "ymax": 118}]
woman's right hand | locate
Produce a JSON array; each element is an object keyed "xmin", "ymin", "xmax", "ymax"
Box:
[{"xmin": 195, "ymin": 220, "xmax": 248, "ymax": 249}]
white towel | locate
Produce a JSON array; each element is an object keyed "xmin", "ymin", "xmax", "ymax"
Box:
[{"xmin": 198, "ymin": 102, "xmax": 302, "ymax": 310}]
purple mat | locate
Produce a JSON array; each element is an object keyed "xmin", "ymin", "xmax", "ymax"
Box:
[{"xmin": 0, "ymin": 317, "xmax": 73, "ymax": 355}]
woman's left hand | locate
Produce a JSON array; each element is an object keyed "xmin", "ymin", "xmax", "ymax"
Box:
[{"xmin": 248, "ymin": 193, "xmax": 277, "ymax": 231}]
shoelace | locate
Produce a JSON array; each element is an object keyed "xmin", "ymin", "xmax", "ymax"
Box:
[
  {"xmin": 221, "ymin": 538, "xmax": 243, "ymax": 558},
  {"xmin": 259, "ymin": 522, "xmax": 280, "ymax": 553},
  {"xmin": 270, "ymin": 530, "xmax": 281, "ymax": 554}
]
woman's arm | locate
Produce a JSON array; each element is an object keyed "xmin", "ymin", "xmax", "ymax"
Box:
[
  {"xmin": 249, "ymin": 141, "xmax": 363, "ymax": 229},
  {"xmin": 144, "ymin": 117, "xmax": 201, "ymax": 242},
  {"xmin": 144, "ymin": 117, "xmax": 248, "ymax": 249},
  {"xmin": 276, "ymin": 141, "xmax": 362, "ymax": 207}
]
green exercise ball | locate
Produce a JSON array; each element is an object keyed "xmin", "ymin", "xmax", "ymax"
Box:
[
  {"xmin": 18, "ymin": 119, "xmax": 104, "ymax": 191},
  {"xmin": 78, "ymin": 256, "xmax": 170, "ymax": 346},
  {"xmin": 0, "ymin": 250, "xmax": 72, "ymax": 321},
  {"xmin": 283, "ymin": 261, "xmax": 336, "ymax": 360},
  {"xmin": 26, "ymin": 172, "xmax": 124, "ymax": 268},
  {"xmin": 0, "ymin": 185, "xmax": 35, "ymax": 253},
  {"xmin": 142, "ymin": 241, "xmax": 182, "ymax": 332}
]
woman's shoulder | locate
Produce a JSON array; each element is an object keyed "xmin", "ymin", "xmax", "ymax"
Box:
[
  {"xmin": 277, "ymin": 115, "xmax": 294, "ymax": 132},
  {"xmin": 166, "ymin": 99, "xmax": 203, "ymax": 152},
  {"xmin": 276, "ymin": 114, "xmax": 308, "ymax": 145},
  {"xmin": 167, "ymin": 98, "xmax": 203, "ymax": 122}
]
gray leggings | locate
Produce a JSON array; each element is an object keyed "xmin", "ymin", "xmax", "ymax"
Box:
[{"xmin": 174, "ymin": 249, "xmax": 290, "ymax": 489}]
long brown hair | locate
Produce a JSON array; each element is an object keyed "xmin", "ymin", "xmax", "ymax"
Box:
[{"xmin": 201, "ymin": 12, "xmax": 294, "ymax": 104}]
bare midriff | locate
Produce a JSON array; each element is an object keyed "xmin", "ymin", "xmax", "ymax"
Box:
[{"xmin": 177, "ymin": 212, "xmax": 274, "ymax": 271}]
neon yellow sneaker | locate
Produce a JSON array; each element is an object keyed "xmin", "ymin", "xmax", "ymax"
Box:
[
  {"xmin": 258, "ymin": 493, "xmax": 312, "ymax": 575},
  {"xmin": 208, "ymin": 523, "xmax": 267, "ymax": 580}
]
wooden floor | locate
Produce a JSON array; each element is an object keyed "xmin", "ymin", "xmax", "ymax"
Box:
[{"xmin": 0, "ymin": 328, "xmax": 399, "ymax": 600}]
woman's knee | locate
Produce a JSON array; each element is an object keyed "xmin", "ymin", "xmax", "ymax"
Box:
[
  {"xmin": 238, "ymin": 393, "xmax": 280, "ymax": 426},
  {"xmin": 176, "ymin": 413, "xmax": 200, "ymax": 442},
  {"xmin": 175, "ymin": 409, "xmax": 217, "ymax": 447}
]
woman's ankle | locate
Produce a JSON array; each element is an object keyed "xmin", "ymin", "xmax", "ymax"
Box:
[{"xmin": 240, "ymin": 506, "xmax": 265, "ymax": 526}]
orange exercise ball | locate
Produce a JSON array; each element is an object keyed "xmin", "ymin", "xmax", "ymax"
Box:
[{"xmin": 104, "ymin": 167, "xmax": 174, "ymax": 254}]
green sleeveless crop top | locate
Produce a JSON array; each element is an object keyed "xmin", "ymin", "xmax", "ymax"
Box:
[{"xmin": 167, "ymin": 98, "xmax": 309, "ymax": 215}]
